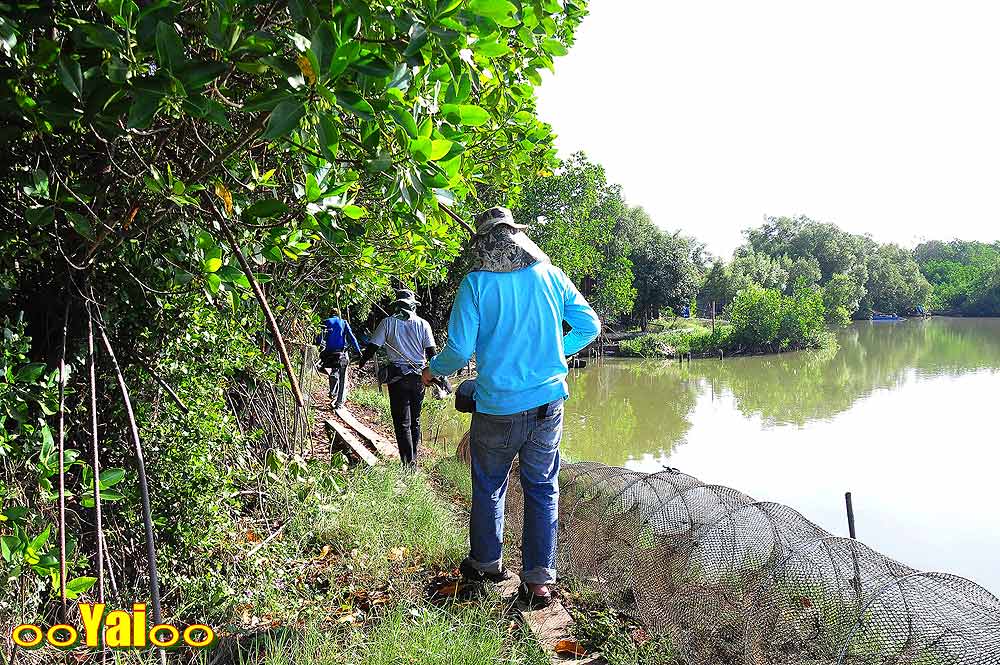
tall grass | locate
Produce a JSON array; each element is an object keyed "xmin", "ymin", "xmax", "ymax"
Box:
[
  {"xmin": 240, "ymin": 602, "xmax": 548, "ymax": 665},
  {"xmin": 282, "ymin": 463, "xmax": 466, "ymax": 580}
]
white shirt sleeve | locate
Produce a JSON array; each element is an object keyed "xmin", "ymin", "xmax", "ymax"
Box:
[
  {"xmin": 423, "ymin": 320, "xmax": 436, "ymax": 349},
  {"xmin": 369, "ymin": 318, "xmax": 388, "ymax": 347}
]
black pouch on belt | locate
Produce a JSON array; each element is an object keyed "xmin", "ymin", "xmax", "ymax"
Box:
[{"xmin": 455, "ymin": 379, "xmax": 476, "ymax": 413}]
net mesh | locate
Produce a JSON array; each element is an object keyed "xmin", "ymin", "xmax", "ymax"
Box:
[{"xmin": 502, "ymin": 462, "xmax": 1000, "ymax": 665}]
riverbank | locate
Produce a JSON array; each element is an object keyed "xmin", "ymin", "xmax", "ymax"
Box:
[{"xmin": 614, "ymin": 318, "xmax": 835, "ymax": 359}]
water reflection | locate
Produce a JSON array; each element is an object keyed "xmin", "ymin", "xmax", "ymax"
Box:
[
  {"xmin": 564, "ymin": 318, "xmax": 1000, "ymax": 464},
  {"xmin": 560, "ymin": 317, "xmax": 1000, "ymax": 594}
]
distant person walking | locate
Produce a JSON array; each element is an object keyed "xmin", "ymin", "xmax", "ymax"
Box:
[
  {"xmin": 359, "ymin": 290, "xmax": 437, "ymax": 465},
  {"xmin": 423, "ymin": 207, "xmax": 601, "ymax": 607},
  {"xmin": 317, "ymin": 310, "xmax": 361, "ymax": 409}
]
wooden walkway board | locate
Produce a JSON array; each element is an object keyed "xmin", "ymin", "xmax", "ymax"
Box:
[
  {"xmin": 336, "ymin": 407, "xmax": 398, "ymax": 459},
  {"xmin": 324, "ymin": 419, "xmax": 378, "ymax": 467},
  {"xmin": 498, "ymin": 574, "xmax": 607, "ymax": 664}
]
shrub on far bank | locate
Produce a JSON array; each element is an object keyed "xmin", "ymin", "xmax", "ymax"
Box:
[{"xmin": 728, "ymin": 284, "xmax": 831, "ymax": 352}]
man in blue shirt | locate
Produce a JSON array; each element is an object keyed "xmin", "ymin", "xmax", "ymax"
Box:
[
  {"xmin": 423, "ymin": 207, "xmax": 600, "ymax": 607},
  {"xmin": 316, "ymin": 310, "xmax": 361, "ymax": 409}
]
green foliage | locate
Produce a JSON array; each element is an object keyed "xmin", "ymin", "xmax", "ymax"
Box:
[
  {"xmin": 0, "ymin": 0, "xmax": 591, "ymax": 625},
  {"xmin": 571, "ymin": 602, "xmax": 680, "ymax": 665},
  {"xmin": 618, "ymin": 322, "xmax": 734, "ymax": 358},
  {"xmin": 0, "ymin": 315, "xmax": 104, "ymax": 612},
  {"xmin": 513, "ymin": 153, "xmax": 636, "ymax": 317},
  {"xmin": 915, "ymin": 240, "xmax": 1000, "ymax": 315},
  {"xmin": 823, "ymin": 272, "xmax": 866, "ymax": 325},
  {"xmin": 727, "ymin": 284, "xmax": 830, "ymax": 351},
  {"xmin": 715, "ymin": 215, "xmax": 930, "ymax": 320},
  {"xmin": 512, "ymin": 156, "xmax": 704, "ymax": 322}
]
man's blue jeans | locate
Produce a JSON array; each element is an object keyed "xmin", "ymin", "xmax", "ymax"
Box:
[{"xmin": 467, "ymin": 399, "xmax": 564, "ymax": 585}]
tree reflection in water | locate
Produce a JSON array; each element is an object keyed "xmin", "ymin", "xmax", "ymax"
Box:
[{"xmin": 562, "ymin": 318, "xmax": 1000, "ymax": 466}]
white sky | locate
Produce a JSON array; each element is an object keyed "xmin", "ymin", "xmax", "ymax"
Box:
[{"xmin": 535, "ymin": 0, "xmax": 1000, "ymax": 259}]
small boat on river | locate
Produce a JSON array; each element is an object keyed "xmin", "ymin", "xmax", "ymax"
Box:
[{"xmin": 871, "ymin": 312, "xmax": 905, "ymax": 321}]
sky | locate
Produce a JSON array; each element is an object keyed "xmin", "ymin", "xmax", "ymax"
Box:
[{"xmin": 535, "ymin": 0, "xmax": 1000, "ymax": 259}]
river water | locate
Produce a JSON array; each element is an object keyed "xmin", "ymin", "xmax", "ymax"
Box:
[{"xmin": 560, "ymin": 317, "xmax": 1000, "ymax": 596}]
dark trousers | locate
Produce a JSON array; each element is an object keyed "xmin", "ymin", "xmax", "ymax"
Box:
[
  {"xmin": 328, "ymin": 365, "xmax": 347, "ymax": 407},
  {"xmin": 388, "ymin": 374, "xmax": 425, "ymax": 465}
]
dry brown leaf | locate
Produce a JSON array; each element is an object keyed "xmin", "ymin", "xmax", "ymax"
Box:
[
  {"xmin": 245, "ymin": 530, "xmax": 259, "ymax": 542},
  {"xmin": 214, "ymin": 181, "xmax": 233, "ymax": 217},
  {"xmin": 297, "ymin": 54, "xmax": 316, "ymax": 85},
  {"xmin": 388, "ymin": 546, "xmax": 407, "ymax": 561},
  {"xmin": 124, "ymin": 204, "xmax": 140, "ymax": 230},
  {"xmin": 436, "ymin": 582, "xmax": 460, "ymax": 597},
  {"xmin": 554, "ymin": 639, "xmax": 589, "ymax": 658}
]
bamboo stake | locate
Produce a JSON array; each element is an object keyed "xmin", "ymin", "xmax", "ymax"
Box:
[
  {"xmin": 205, "ymin": 196, "xmax": 305, "ymax": 409},
  {"xmin": 56, "ymin": 300, "xmax": 70, "ymax": 621},
  {"xmin": 97, "ymin": 324, "xmax": 163, "ymax": 625},
  {"xmin": 86, "ymin": 303, "xmax": 106, "ymax": 604}
]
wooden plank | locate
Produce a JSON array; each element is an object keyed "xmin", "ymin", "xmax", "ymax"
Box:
[
  {"xmin": 324, "ymin": 419, "xmax": 378, "ymax": 467},
  {"xmin": 336, "ymin": 407, "xmax": 398, "ymax": 459},
  {"xmin": 498, "ymin": 573, "xmax": 607, "ymax": 664}
]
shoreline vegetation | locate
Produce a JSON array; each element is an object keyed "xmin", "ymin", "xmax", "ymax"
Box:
[{"xmin": 617, "ymin": 283, "xmax": 835, "ymax": 359}]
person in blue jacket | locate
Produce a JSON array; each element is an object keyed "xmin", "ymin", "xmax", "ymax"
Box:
[
  {"xmin": 422, "ymin": 206, "xmax": 601, "ymax": 608},
  {"xmin": 316, "ymin": 310, "xmax": 361, "ymax": 409}
]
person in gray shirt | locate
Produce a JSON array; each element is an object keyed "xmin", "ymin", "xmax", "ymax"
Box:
[{"xmin": 359, "ymin": 290, "xmax": 436, "ymax": 464}]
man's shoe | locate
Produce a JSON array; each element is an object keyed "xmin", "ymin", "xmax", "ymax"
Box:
[
  {"xmin": 517, "ymin": 583, "xmax": 553, "ymax": 609},
  {"xmin": 459, "ymin": 559, "xmax": 511, "ymax": 584}
]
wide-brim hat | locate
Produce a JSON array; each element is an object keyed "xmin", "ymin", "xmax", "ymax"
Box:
[
  {"xmin": 474, "ymin": 206, "xmax": 528, "ymax": 235},
  {"xmin": 393, "ymin": 288, "xmax": 420, "ymax": 307}
]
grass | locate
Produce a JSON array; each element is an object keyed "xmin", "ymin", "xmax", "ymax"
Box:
[
  {"xmin": 349, "ymin": 384, "xmax": 393, "ymax": 426},
  {"xmin": 240, "ymin": 601, "xmax": 548, "ymax": 665},
  {"xmin": 619, "ymin": 322, "xmax": 734, "ymax": 358},
  {"xmin": 279, "ymin": 461, "xmax": 466, "ymax": 583}
]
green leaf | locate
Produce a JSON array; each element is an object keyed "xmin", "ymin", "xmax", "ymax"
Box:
[
  {"xmin": 342, "ymin": 205, "xmax": 366, "ymax": 219},
  {"xmin": 28, "ymin": 526, "xmax": 50, "ymax": 553},
  {"xmin": 99, "ymin": 489, "xmax": 125, "ymax": 502},
  {"xmin": 15, "ymin": 363, "xmax": 46, "ymax": 383},
  {"xmin": 0, "ymin": 535, "xmax": 18, "ymax": 562},
  {"xmin": 177, "ymin": 61, "xmax": 227, "ymax": 89},
  {"xmin": 128, "ymin": 89, "xmax": 161, "ymax": 129},
  {"xmin": 66, "ymin": 212, "xmax": 95, "ymax": 241},
  {"xmin": 474, "ymin": 39, "xmax": 510, "ymax": 58},
  {"xmin": 317, "ymin": 115, "xmax": 341, "ymax": 160},
  {"xmin": 217, "ymin": 265, "xmax": 251, "ymax": 289},
  {"xmin": 468, "ymin": 0, "xmax": 516, "ymax": 21},
  {"xmin": 65, "ymin": 576, "xmax": 97, "ymax": 599},
  {"xmin": 155, "ymin": 21, "xmax": 184, "ymax": 72},
  {"xmin": 243, "ymin": 199, "xmax": 288, "ymax": 220},
  {"xmin": 409, "ymin": 137, "xmax": 432, "ymax": 162},
  {"xmin": 305, "ymin": 173, "xmax": 321, "ymax": 202},
  {"xmin": 459, "ymin": 104, "xmax": 489, "ymax": 126},
  {"xmin": 429, "ymin": 139, "xmax": 453, "ymax": 161},
  {"xmin": 540, "ymin": 38, "xmax": 568, "ymax": 56},
  {"xmin": 58, "ymin": 56, "xmax": 83, "ymax": 101},
  {"xmin": 311, "ymin": 23, "xmax": 335, "ymax": 75},
  {"xmin": 79, "ymin": 23, "xmax": 124, "ymax": 51},
  {"xmin": 205, "ymin": 272, "xmax": 221, "ymax": 294},
  {"xmin": 98, "ymin": 468, "xmax": 125, "ymax": 489},
  {"xmin": 389, "ymin": 107, "xmax": 419, "ymax": 139},
  {"xmin": 335, "ymin": 91, "xmax": 374, "ymax": 120},
  {"xmin": 243, "ymin": 88, "xmax": 290, "ymax": 113},
  {"xmin": 262, "ymin": 100, "xmax": 305, "ymax": 139},
  {"xmin": 350, "ymin": 55, "xmax": 392, "ymax": 78}
]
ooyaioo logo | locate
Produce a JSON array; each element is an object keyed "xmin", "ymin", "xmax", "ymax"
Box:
[{"xmin": 9, "ymin": 603, "xmax": 215, "ymax": 650}]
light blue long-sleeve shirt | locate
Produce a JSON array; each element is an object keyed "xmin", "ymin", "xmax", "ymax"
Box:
[{"xmin": 429, "ymin": 262, "xmax": 601, "ymax": 415}]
